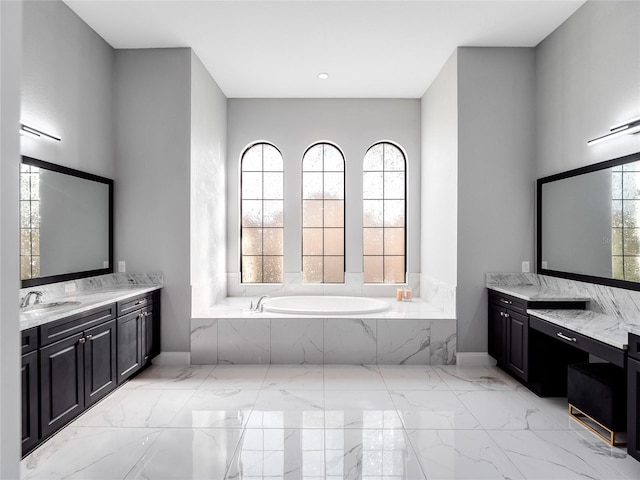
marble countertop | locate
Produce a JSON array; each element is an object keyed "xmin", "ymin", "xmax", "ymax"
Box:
[
  {"xmin": 487, "ymin": 285, "xmax": 591, "ymax": 302},
  {"xmin": 20, "ymin": 284, "xmax": 162, "ymax": 331},
  {"xmin": 527, "ymin": 309, "xmax": 630, "ymax": 350},
  {"xmin": 193, "ymin": 297, "xmax": 453, "ymax": 320}
]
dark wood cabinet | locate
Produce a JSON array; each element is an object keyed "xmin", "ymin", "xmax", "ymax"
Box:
[
  {"xmin": 487, "ymin": 289, "xmax": 587, "ymax": 391},
  {"xmin": 21, "ymin": 288, "xmax": 161, "ymax": 456},
  {"xmin": 628, "ymin": 334, "xmax": 640, "ymax": 461},
  {"xmin": 39, "ymin": 331, "xmax": 85, "ymax": 439},
  {"xmin": 117, "ymin": 291, "xmax": 160, "ymax": 385},
  {"xmin": 117, "ymin": 309, "xmax": 143, "ymax": 384},
  {"xmin": 84, "ymin": 319, "xmax": 117, "ymax": 407},
  {"xmin": 488, "ymin": 292, "xmax": 529, "ymax": 381},
  {"xmin": 21, "ymin": 349, "xmax": 39, "ymax": 456},
  {"xmin": 39, "ymin": 306, "xmax": 117, "ymax": 441},
  {"xmin": 506, "ymin": 310, "xmax": 529, "ymax": 379}
]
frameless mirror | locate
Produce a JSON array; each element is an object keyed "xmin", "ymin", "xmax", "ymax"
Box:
[
  {"xmin": 538, "ymin": 151, "xmax": 640, "ymax": 290},
  {"xmin": 20, "ymin": 156, "xmax": 113, "ymax": 287}
]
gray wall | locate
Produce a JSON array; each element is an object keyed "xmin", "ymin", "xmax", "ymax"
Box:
[
  {"xmin": 1, "ymin": 1, "xmax": 22, "ymax": 476},
  {"xmin": 536, "ymin": 1, "xmax": 640, "ymax": 177},
  {"xmin": 457, "ymin": 47, "xmax": 536, "ymax": 353},
  {"xmin": 421, "ymin": 50, "xmax": 458, "ymax": 289},
  {"xmin": 21, "ymin": 0, "xmax": 115, "ymax": 178},
  {"xmin": 190, "ymin": 52, "xmax": 228, "ymax": 311},
  {"xmin": 115, "ymin": 48, "xmax": 192, "ymax": 353},
  {"xmin": 226, "ymin": 99, "xmax": 421, "ymax": 278}
]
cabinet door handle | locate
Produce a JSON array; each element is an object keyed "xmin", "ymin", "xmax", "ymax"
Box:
[
  {"xmin": 78, "ymin": 337, "xmax": 86, "ymax": 344},
  {"xmin": 504, "ymin": 313, "xmax": 509, "ymax": 318},
  {"xmin": 86, "ymin": 335, "xmax": 92, "ymax": 341},
  {"xmin": 499, "ymin": 312, "xmax": 504, "ymax": 317},
  {"xmin": 499, "ymin": 299, "xmax": 512, "ymax": 305},
  {"xmin": 556, "ymin": 332, "xmax": 576, "ymax": 342}
]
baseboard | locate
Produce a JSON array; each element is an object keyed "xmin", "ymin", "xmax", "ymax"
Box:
[
  {"xmin": 456, "ymin": 352, "xmax": 496, "ymax": 367},
  {"xmin": 152, "ymin": 352, "xmax": 191, "ymax": 366}
]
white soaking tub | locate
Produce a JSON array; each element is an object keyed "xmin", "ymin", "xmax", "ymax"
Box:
[{"xmin": 262, "ymin": 295, "xmax": 390, "ymax": 315}]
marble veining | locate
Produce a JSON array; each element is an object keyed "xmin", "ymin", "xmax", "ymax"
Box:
[
  {"xmin": 487, "ymin": 272, "xmax": 640, "ymax": 347},
  {"xmin": 527, "ymin": 308, "xmax": 630, "ymax": 349},
  {"xmin": 21, "ymin": 364, "xmax": 640, "ymax": 479},
  {"xmin": 20, "ymin": 279, "xmax": 163, "ymax": 330},
  {"xmin": 487, "ymin": 284, "xmax": 591, "ymax": 302}
]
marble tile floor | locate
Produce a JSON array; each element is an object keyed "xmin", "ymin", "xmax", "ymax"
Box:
[{"xmin": 21, "ymin": 364, "xmax": 640, "ymax": 480}]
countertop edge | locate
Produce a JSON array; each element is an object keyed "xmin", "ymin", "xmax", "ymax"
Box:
[{"xmin": 20, "ymin": 285, "xmax": 163, "ymax": 331}]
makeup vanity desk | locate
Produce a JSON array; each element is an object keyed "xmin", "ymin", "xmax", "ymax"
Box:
[{"xmin": 487, "ymin": 285, "xmax": 640, "ymax": 461}]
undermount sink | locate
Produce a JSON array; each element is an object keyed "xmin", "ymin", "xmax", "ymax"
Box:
[{"xmin": 22, "ymin": 301, "xmax": 81, "ymax": 312}]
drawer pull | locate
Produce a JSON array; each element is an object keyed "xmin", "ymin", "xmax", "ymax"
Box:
[
  {"xmin": 499, "ymin": 299, "xmax": 512, "ymax": 305},
  {"xmin": 557, "ymin": 332, "xmax": 577, "ymax": 343},
  {"xmin": 134, "ymin": 299, "xmax": 147, "ymax": 306}
]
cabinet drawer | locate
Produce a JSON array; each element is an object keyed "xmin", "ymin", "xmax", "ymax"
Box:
[
  {"xmin": 529, "ymin": 315, "xmax": 626, "ymax": 367},
  {"xmin": 117, "ymin": 291, "xmax": 157, "ymax": 317},
  {"xmin": 39, "ymin": 304, "xmax": 116, "ymax": 347},
  {"xmin": 22, "ymin": 328, "xmax": 38, "ymax": 355},
  {"xmin": 489, "ymin": 291, "xmax": 527, "ymax": 314},
  {"xmin": 629, "ymin": 333, "xmax": 640, "ymax": 361}
]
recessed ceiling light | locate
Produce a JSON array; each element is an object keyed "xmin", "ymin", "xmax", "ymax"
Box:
[{"xmin": 317, "ymin": 72, "xmax": 329, "ymax": 80}]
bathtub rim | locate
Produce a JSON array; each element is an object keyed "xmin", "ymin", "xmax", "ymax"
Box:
[{"xmin": 262, "ymin": 295, "xmax": 390, "ymax": 315}]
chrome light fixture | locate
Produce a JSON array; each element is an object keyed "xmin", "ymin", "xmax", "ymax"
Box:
[
  {"xmin": 588, "ymin": 115, "xmax": 640, "ymax": 146},
  {"xmin": 20, "ymin": 123, "xmax": 61, "ymax": 141}
]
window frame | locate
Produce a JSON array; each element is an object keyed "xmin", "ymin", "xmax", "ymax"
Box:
[
  {"xmin": 239, "ymin": 141, "xmax": 285, "ymax": 284},
  {"xmin": 301, "ymin": 141, "xmax": 346, "ymax": 284},
  {"xmin": 362, "ymin": 141, "xmax": 408, "ymax": 284}
]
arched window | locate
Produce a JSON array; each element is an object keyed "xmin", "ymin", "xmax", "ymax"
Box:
[
  {"xmin": 240, "ymin": 142, "xmax": 284, "ymax": 283},
  {"xmin": 363, "ymin": 142, "xmax": 406, "ymax": 283},
  {"xmin": 302, "ymin": 143, "xmax": 345, "ymax": 283}
]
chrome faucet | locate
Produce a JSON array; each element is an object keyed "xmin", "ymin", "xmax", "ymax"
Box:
[
  {"xmin": 254, "ymin": 295, "xmax": 270, "ymax": 312},
  {"xmin": 20, "ymin": 290, "xmax": 44, "ymax": 309}
]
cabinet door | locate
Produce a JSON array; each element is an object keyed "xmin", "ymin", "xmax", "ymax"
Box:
[
  {"xmin": 84, "ymin": 319, "xmax": 117, "ymax": 407},
  {"xmin": 506, "ymin": 310, "xmax": 529, "ymax": 380},
  {"xmin": 21, "ymin": 350, "xmax": 39, "ymax": 456},
  {"xmin": 628, "ymin": 357, "xmax": 640, "ymax": 461},
  {"xmin": 488, "ymin": 303, "xmax": 507, "ymax": 366},
  {"xmin": 142, "ymin": 310, "xmax": 153, "ymax": 365},
  {"xmin": 40, "ymin": 333, "xmax": 84, "ymax": 439},
  {"xmin": 117, "ymin": 311, "xmax": 142, "ymax": 384}
]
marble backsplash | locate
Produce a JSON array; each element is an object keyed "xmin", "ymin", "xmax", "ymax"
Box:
[
  {"xmin": 20, "ymin": 273, "xmax": 164, "ymax": 302},
  {"xmin": 486, "ymin": 272, "xmax": 640, "ymax": 328}
]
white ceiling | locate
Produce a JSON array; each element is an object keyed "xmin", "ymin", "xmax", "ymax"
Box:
[{"xmin": 63, "ymin": 0, "xmax": 585, "ymax": 98}]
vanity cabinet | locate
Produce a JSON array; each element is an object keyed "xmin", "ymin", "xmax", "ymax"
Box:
[
  {"xmin": 628, "ymin": 333, "xmax": 640, "ymax": 461},
  {"xmin": 117, "ymin": 291, "xmax": 160, "ymax": 384},
  {"xmin": 488, "ymin": 292, "xmax": 529, "ymax": 381},
  {"xmin": 487, "ymin": 289, "xmax": 587, "ymax": 393},
  {"xmin": 39, "ymin": 305, "xmax": 117, "ymax": 440},
  {"xmin": 21, "ymin": 288, "xmax": 161, "ymax": 457},
  {"xmin": 21, "ymin": 328, "xmax": 39, "ymax": 456}
]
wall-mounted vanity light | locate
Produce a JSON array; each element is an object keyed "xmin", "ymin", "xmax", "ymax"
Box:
[
  {"xmin": 19, "ymin": 123, "xmax": 61, "ymax": 142},
  {"xmin": 587, "ymin": 116, "xmax": 640, "ymax": 146}
]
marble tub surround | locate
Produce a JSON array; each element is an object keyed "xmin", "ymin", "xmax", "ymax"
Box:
[
  {"xmin": 527, "ymin": 309, "xmax": 630, "ymax": 350},
  {"xmin": 191, "ymin": 297, "xmax": 456, "ymax": 365},
  {"xmin": 193, "ymin": 296, "xmax": 449, "ymax": 320},
  {"xmin": 20, "ymin": 273, "xmax": 163, "ymax": 330}
]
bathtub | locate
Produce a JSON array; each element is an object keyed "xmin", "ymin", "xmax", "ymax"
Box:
[{"xmin": 262, "ymin": 295, "xmax": 390, "ymax": 315}]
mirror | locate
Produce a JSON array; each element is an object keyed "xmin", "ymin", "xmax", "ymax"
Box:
[
  {"xmin": 538, "ymin": 151, "xmax": 640, "ymax": 291},
  {"xmin": 20, "ymin": 156, "xmax": 113, "ymax": 287}
]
